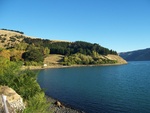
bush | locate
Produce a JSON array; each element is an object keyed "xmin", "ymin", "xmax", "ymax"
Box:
[
  {"xmin": 24, "ymin": 61, "xmax": 43, "ymax": 66},
  {"xmin": 0, "ymin": 58, "xmax": 50, "ymax": 112},
  {"xmin": 22, "ymin": 48, "xmax": 44, "ymax": 62},
  {"xmin": 63, "ymin": 53, "xmax": 117, "ymax": 65}
]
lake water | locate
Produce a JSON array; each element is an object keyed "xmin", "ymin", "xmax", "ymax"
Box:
[{"xmin": 37, "ymin": 61, "xmax": 150, "ymax": 113}]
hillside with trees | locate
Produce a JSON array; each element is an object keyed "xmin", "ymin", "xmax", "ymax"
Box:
[
  {"xmin": 0, "ymin": 29, "xmax": 126, "ymax": 66},
  {"xmin": 23, "ymin": 37, "xmax": 117, "ymax": 55}
]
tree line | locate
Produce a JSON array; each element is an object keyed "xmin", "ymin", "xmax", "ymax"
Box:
[
  {"xmin": 1, "ymin": 28, "xmax": 24, "ymax": 34},
  {"xmin": 23, "ymin": 38, "xmax": 117, "ymax": 56}
]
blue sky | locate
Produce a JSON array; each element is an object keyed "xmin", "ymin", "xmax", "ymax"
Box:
[{"xmin": 0, "ymin": 0, "xmax": 150, "ymax": 52}]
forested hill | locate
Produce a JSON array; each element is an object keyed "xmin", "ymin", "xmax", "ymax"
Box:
[
  {"xmin": 23, "ymin": 38, "xmax": 117, "ymax": 55},
  {"xmin": 0, "ymin": 29, "xmax": 127, "ymax": 66},
  {"xmin": 119, "ymin": 48, "xmax": 150, "ymax": 61},
  {"xmin": 0, "ymin": 29, "xmax": 117, "ymax": 55}
]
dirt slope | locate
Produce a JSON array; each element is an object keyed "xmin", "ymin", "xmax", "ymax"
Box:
[
  {"xmin": 44, "ymin": 54, "xmax": 64, "ymax": 66},
  {"xmin": 106, "ymin": 54, "xmax": 127, "ymax": 64}
]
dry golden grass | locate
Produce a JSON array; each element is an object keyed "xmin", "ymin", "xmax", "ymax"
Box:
[
  {"xmin": 0, "ymin": 30, "xmax": 70, "ymax": 48},
  {"xmin": 0, "ymin": 30, "xmax": 23, "ymax": 39},
  {"xmin": 44, "ymin": 54, "xmax": 64, "ymax": 66},
  {"xmin": 106, "ymin": 54, "xmax": 127, "ymax": 64},
  {"xmin": 0, "ymin": 30, "xmax": 24, "ymax": 48}
]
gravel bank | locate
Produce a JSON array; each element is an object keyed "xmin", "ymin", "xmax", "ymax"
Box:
[{"xmin": 46, "ymin": 96, "xmax": 85, "ymax": 113}]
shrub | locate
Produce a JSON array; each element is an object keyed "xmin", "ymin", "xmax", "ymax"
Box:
[{"xmin": 0, "ymin": 58, "xmax": 50, "ymax": 112}]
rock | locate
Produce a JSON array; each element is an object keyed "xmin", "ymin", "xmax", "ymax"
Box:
[
  {"xmin": 55, "ymin": 100, "xmax": 62, "ymax": 107},
  {"xmin": 46, "ymin": 96, "xmax": 85, "ymax": 113},
  {"xmin": 0, "ymin": 86, "xmax": 25, "ymax": 113}
]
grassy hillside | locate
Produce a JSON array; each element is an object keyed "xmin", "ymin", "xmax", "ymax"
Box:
[
  {"xmin": 0, "ymin": 29, "xmax": 25, "ymax": 48},
  {"xmin": 0, "ymin": 29, "xmax": 127, "ymax": 65}
]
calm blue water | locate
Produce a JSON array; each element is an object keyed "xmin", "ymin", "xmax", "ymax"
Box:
[{"xmin": 37, "ymin": 61, "xmax": 150, "ymax": 113}]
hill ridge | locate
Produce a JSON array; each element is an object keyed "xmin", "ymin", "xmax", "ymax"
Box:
[{"xmin": 119, "ymin": 48, "xmax": 150, "ymax": 61}]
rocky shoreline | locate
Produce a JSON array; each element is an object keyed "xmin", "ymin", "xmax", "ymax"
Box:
[{"xmin": 46, "ymin": 96, "xmax": 85, "ymax": 113}]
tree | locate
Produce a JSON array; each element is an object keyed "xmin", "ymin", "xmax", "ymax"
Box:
[
  {"xmin": 22, "ymin": 48, "xmax": 44, "ymax": 62},
  {"xmin": 9, "ymin": 49, "xmax": 24, "ymax": 61},
  {"xmin": 14, "ymin": 42, "xmax": 28, "ymax": 50},
  {"xmin": 43, "ymin": 47, "xmax": 50, "ymax": 57},
  {"xmin": 92, "ymin": 51, "xmax": 99, "ymax": 58}
]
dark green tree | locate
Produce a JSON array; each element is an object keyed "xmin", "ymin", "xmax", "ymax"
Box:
[{"xmin": 22, "ymin": 48, "xmax": 44, "ymax": 62}]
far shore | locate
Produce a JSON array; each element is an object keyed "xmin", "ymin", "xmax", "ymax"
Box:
[{"xmin": 21, "ymin": 63, "xmax": 128, "ymax": 70}]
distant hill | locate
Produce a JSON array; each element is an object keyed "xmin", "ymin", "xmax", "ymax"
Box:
[{"xmin": 119, "ymin": 48, "xmax": 150, "ymax": 61}]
